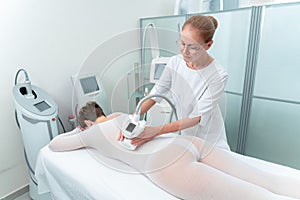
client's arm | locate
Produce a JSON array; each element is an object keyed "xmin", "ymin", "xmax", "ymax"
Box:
[
  {"xmin": 49, "ymin": 113, "xmax": 120, "ymax": 152},
  {"xmin": 49, "ymin": 128, "xmax": 85, "ymax": 152}
]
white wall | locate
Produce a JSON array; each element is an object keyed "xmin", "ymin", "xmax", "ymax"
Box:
[{"xmin": 0, "ymin": 0, "xmax": 174, "ymax": 197}]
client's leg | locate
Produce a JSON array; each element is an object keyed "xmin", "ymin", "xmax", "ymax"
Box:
[
  {"xmin": 190, "ymin": 137, "xmax": 300, "ymax": 199},
  {"xmin": 230, "ymin": 152, "xmax": 300, "ymax": 177},
  {"xmin": 146, "ymin": 142, "xmax": 295, "ymax": 200}
]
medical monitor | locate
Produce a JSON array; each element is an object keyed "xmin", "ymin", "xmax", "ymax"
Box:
[
  {"xmin": 149, "ymin": 57, "xmax": 170, "ymax": 84},
  {"xmin": 71, "ymin": 73, "xmax": 110, "ymax": 114},
  {"xmin": 80, "ymin": 76, "xmax": 100, "ymax": 95}
]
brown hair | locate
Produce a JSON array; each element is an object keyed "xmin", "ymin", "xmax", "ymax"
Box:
[
  {"xmin": 77, "ymin": 101, "xmax": 106, "ymax": 128},
  {"xmin": 182, "ymin": 15, "xmax": 218, "ymax": 43}
]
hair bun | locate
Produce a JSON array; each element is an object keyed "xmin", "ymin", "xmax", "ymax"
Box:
[{"xmin": 207, "ymin": 16, "xmax": 218, "ymax": 30}]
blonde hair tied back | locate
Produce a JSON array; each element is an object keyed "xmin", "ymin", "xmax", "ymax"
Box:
[{"xmin": 183, "ymin": 15, "xmax": 218, "ymax": 43}]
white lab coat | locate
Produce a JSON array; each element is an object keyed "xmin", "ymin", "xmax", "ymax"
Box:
[{"xmin": 150, "ymin": 55, "xmax": 230, "ymax": 154}]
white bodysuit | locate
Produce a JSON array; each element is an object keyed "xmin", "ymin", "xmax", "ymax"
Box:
[
  {"xmin": 150, "ymin": 55, "xmax": 229, "ymax": 151},
  {"xmin": 49, "ymin": 114, "xmax": 300, "ymax": 200}
]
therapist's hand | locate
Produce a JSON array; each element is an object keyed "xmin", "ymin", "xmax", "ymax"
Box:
[
  {"xmin": 131, "ymin": 126, "xmax": 161, "ymax": 147},
  {"xmin": 117, "ymin": 130, "xmax": 125, "ymax": 141}
]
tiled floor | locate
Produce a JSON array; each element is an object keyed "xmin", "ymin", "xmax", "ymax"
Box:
[{"xmin": 14, "ymin": 192, "xmax": 31, "ymax": 200}]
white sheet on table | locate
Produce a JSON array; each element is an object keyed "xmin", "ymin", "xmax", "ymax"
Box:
[{"xmin": 35, "ymin": 146, "xmax": 179, "ymax": 200}]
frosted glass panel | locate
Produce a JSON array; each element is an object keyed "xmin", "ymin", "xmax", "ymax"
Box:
[
  {"xmin": 205, "ymin": 8, "xmax": 252, "ymax": 93},
  {"xmin": 245, "ymin": 98, "xmax": 300, "ymax": 169},
  {"xmin": 253, "ymin": 3, "xmax": 300, "ymax": 101},
  {"xmin": 221, "ymin": 93, "xmax": 243, "ymax": 151},
  {"xmin": 140, "ymin": 15, "xmax": 186, "ymax": 61},
  {"xmin": 140, "ymin": 15, "xmax": 186, "ymax": 33}
]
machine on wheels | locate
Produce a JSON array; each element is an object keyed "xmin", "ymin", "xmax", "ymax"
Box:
[{"xmin": 13, "ymin": 69, "xmax": 59, "ymax": 199}]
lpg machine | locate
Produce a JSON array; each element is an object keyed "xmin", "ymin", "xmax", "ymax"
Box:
[
  {"xmin": 70, "ymin": 73, "xmax": 110, "ymax": 123},
  {"xmin": 13, "ymin": 68, "xmax": 59, "ymax": 199},
  {"xmin": 140, "ymin": 23, "xmax": 174, "ymax": 126}
]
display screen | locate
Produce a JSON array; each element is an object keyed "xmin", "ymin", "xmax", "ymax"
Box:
[
  {"xmin": 80, "ymin": 76, "xmax": 100, "ymax": 95},
  {"xmin": 34, "ymin": 101, "xmax": 51, "ymax": 112},
  {"xmin": 154, "ymin": 63, "xmax": 166, "ymax": 80},
  {"xmin": 126, "ymin": 123, "xmax": 136, "ymax": 133}
]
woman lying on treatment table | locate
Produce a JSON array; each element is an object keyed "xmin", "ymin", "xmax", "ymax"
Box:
[{"xmin": 49, "ymin": 102, "xmax": 300, "ymax": 200}]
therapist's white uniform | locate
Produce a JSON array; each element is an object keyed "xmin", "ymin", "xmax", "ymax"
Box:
[{"xmin": 150, "ymin": 55, "xmax": 230, "ymax": 150}]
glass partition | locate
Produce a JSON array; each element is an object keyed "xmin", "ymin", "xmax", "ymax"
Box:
[
  {"xmin": 221, "ymin": 93, "xmax": 243, "ymax": 151},
  {"xmin": 246, "ymin": 99, "xmax": 300, "ymax": 169},
  {"xmin": 245, "ymin": 2, "xmax": 300, "ymax": 169},
  {"xmin": 252, "ymin": 3, "xmax": 300, "ymax": 101},
  {"xmin": 140, "ymin": 15, "xmax": 186, "ymax": 65}
]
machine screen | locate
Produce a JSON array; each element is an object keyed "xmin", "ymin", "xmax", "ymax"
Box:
[
  {"xmin": 154, "ymin": 63, "xmax": 166, "ymax": 80},
  {"xmin": 126, "ymin": 123, "xmax": 136, "ymax": 132},
  {"xmin": 34, "ymin": 101, "xmax": 51, "ymax": 112},
  {"xmin": 80, "ymin": 76, "xmax": 100, "ymax": 95}
]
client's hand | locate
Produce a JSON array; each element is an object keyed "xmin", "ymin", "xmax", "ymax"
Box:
[
  {"xmin": 117, "ymin": 130, "xmax": 125, "ymax": 141},
  {"xmin": 131, "ymin": 126, "xmax": 160, "ymax": 147}
]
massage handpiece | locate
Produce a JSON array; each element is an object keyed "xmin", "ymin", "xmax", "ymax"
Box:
[{"xmin": 120, "ymin": 114, "xmax": 146, "ymax": 150}]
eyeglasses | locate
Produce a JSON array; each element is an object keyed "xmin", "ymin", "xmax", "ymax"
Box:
[{"xmin": 176, "ymin": 39, "xmax": 202, "ymax": 54}]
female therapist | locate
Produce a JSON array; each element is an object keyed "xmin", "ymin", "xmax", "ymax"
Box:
[{"xmin": 129, "ymin": 15, "xmax": 230, "ymax": 151}]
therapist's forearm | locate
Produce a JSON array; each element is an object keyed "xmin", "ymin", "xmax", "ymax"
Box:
[
  {"xmin": 157, "ymin": 116, "xmax": 201, "ymax": 135},
  {"xmin": 140, "ymin": 99, "xmax": 156, "ymax": 115}
]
